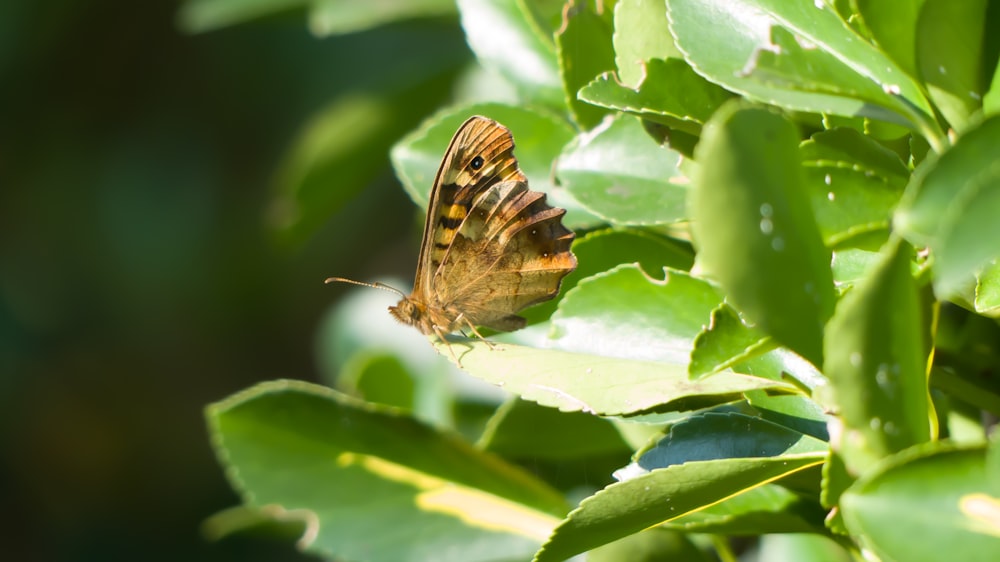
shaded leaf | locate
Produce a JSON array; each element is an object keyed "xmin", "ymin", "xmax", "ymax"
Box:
[
  {"xmin": 690, "ymin": 103, "xmax": 835, "ymax": 367},
  {"xmin": 823, "ymin": 237, "xmax": 932, "ymax": 475},
  {"xmin": 895, "ymin": 115, "xmax": 1000, "ymax": 298},
  {"xmin": 915, "ymin": 0, "xmax": 989, "ymax": 131},
  {"xmin": 555, "ymin": 1, "xmax": 616, "ymax": 128}
]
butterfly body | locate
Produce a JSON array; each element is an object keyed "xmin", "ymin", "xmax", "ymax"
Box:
[{"xmin": 331, "ymin": 116, "xmax": 576, "ymax": 352}]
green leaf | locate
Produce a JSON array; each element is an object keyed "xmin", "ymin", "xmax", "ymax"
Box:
[
  {"xmin": 634, "ymin": 412, "xmax": 829, "ymax": 470},
  {"xmin": 336, "ymin": 351, "xmax": 416, "ymax": 411},
  {"xmin": 984, "ymin": 53, "xmax": 1000, "ymax": 117},
  {"xmin": 521, "ymin": 228, "xmax": 694, "ymax": 326},
  {"xmin": 895, "ymin": 115, "xmax": 1000, "ymax": 298},
  {"xmin": 667, "ymin": 0, "xmax": 940, "ymax": 144},
  {"xmin": 746, "ymin": 25, "xmax": 921, "ymax": 129},
  {"xmin": 689, "ymin": 310, "xmax": 829, "ymax": 393},
  {"xmin": 799, "ymin": 127, "xmax": 910, "ymax": 186},
  {"xmin": 203, "ymin": 504, "xmax": 317, "ymax": 543},
  {"xmin": 309, "ymin": 0, "xmax": 457, "ymax": 36},
  {"xmin": 555, "ymin": 1, "xmax": 616, "ymax": 128},
  {"xmin": 458, "ymin": 0, "xmax": 564, "ymax": 108},
  {"xmin": 756, "ymin": 533, "xmax": 854, "ymax": 562},
  {"xmin": 269, "ymin": 95, "xmax": 393, "ymax": 244},
  {"xmin": 557, "ymin": 114, "xmax": 687, "ymax": 225},
  {"xmin": 612, "ymin": 0, "xmax": 682, "ymax": 87},
  {"xmin": 823, "ymin": 237, "xmax": 932, "ymax": 476},
  {"xmin": 831, "ymin": 246, "xmax": 883, "ymax": 286},
  {"xmin": 975, "ymin": 259, "xmax": 1000, "ymax": 316},
  {"xmin": 550, "ymin": 264, "xmax": 721, "ymax": 364},
  {"xmin": 533, "ymin": 456, "xmax": 825, "ymax": 562},
  {"xmin": 587, "ymin": 529, "xmax": 712, "ymax": 562},
  {"xmin": 390, "ymin": 103, "xmax": 598, "ymax": 228},
  {"xmin": 661, "ymin": 484, "xmax": 828, "ymax": 535},
  {"xmin": 478, "ymin": 398, "xmax": 630, "ymax": 459},
  {"xmin": 435, "ymin": 339, "xmax": 794, "ymax": 416},
  {"xmin": 178, "ymin": 0, "xmax": 310, "ymax": 34},
  {"xmin": 841, "ymin": 443, "xmax": 1000, "ymax": 562},
  {"xmin": 207, "ymin": 380, "xmax": 567, "ymax": 561},
  {"xmin": 689, "ymin": 303, "xmax": 775, "ymax": 379},
  {"xmin": 691, "ymin": 103, "xmax": 835, "ymax": 367},
  {"xmin": 578, "ymin": 59, "xmax": 734, "ymax": 134},
  {"xmin": 570, "ymin": 228, "xmax": 694, "ymax": 281},
  {"xmin": 746, "ymin": 392, "xmax": 830, "ymax": 442},
  {"xmin": 855, "ymin": 0, "xmax": 925, "ymax": 77},
  {"xmin": 915, "ymin": 0, "xmax": 989, "ymax": 131},
  {"xmin": 270, "ymin": 73, "xmax": 459, "ymax": 245},
  {"xmin": 802, "ymin": 162, "xmax": 904, "ymax": 248}
]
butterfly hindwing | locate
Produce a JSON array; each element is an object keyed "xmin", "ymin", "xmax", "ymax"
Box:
[{"xmin": 435, "ymin": 179, "xmax": 576, "ymax": 331}]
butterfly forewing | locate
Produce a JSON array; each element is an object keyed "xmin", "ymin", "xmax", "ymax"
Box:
[{"xmin": 415, "ymin": 116, "xmax": 525, "ymax": 297}]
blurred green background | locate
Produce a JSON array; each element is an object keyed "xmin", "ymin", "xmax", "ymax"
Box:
[{"xmin": 1, "ymin": 1, "xmax": 468, "ymax": 559}]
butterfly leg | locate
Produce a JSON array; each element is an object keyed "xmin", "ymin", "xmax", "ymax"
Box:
[
  {"xmin": 456, "ymin": 314, "xmax": 498, "ymax": 350},
  {"xmin": 431, "ymin": 324, "xmax": 463, "ymax": 366}
]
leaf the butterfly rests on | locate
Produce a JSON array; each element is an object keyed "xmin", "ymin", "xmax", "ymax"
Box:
[{"xmin": 328, "ymin": 116, "xmax": 577, "ymax": 362}]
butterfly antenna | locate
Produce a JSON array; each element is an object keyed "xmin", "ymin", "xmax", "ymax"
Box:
[{"xmin": 324, "ymin": 277, "xmax": 407, "ymax": 299}]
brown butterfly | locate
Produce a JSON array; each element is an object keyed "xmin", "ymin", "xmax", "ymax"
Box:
[{"xmin": 328, "ymin": 115, "xmax": 576, "ymax": 358}]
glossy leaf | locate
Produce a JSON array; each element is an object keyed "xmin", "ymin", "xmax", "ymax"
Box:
[
  {"xmin": 661, "ymin": 484, "xmax": 827, "ymax": 535},
  {"xmin": 435, "ymin": 339, "xmax": 794, "ymax": 417},
  {"xmin": 458, "ymin": 0, "xmax": 563, "ymax": 108},
  {"xmin": 634, "ymin": 412, "xmax": 828, "ymax": 471},
  {"xmin": 578, "ymin": 58, "xmax": 733, "ymax": 134},
  {"xmin": 557, "ymin": 114, "xmax": 687, "ymax": 225},
  {"xmin": 208, "ymin": 380, "xmax": 567, "ymax": 562},
  {"xmin": 521, "ymin": 228, "xmax": 694, "ymax": 326},
  {"xmin": 667, "ymin": 0, "xmax": 937, "ymax": 140},
  {"xmin": 533, "ymin": 455, "xmax": 825, "ymax": 562},
  {"xmin": 550, "ymin": 264, "xmax": 720, "ymax": 364},
  {"xmin": 612, "ymin": 0, "xmax": 682, "ymax": 87}
]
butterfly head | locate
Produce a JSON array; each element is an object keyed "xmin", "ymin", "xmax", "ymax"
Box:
[{"xmin": 388, "ymin": 298, "xmax": 432, "ymax": 334}]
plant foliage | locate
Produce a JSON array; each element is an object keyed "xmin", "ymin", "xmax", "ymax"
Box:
[{"xmin": 195, "ymin": 0, "xmax": 1000, "ymax": 560}]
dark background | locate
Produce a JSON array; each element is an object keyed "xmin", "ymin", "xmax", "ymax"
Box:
[{"xmin": 0, "ymin": 1, "xmax": 468, "ymax": 559}]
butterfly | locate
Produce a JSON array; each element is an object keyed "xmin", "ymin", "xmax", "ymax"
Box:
[{"xmin": 328, "ymin": 116, "xmax": 576, "ymax": 359}]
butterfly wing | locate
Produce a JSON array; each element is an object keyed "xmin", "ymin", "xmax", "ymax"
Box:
[{"xmin": 434, "ymin": 178, "xmax": 576, "ymax": 331}]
